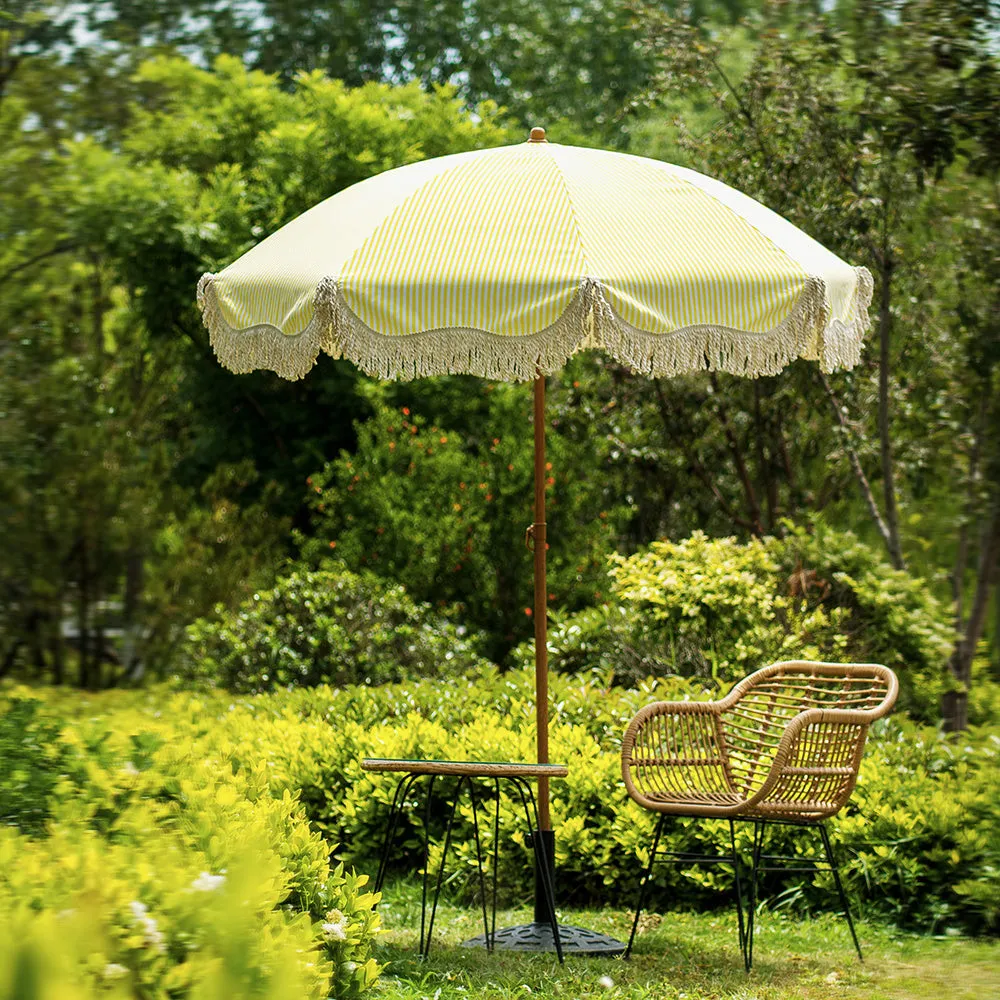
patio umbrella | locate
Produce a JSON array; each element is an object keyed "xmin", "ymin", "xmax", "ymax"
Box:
[{"xmin": 197, "ymin": 127, "xmax": 872, "ymax": 952}]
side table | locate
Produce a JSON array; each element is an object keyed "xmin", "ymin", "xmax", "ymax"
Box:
[{"xmin": 361, "ymin": 758, "xmax": 567, "ymax": 961}]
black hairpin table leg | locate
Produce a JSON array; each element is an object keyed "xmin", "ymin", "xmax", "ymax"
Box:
[
  {"xmin": 374, "ymin": 772, "xmax": 422, "ymax": 898},
  {"xmin": 422, "ymin": 776, "xmax": 466, "ymax": 958}
]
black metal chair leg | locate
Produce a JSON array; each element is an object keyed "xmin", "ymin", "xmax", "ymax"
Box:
[
  {"xmin": 729, "ymin": 819, "xmax": 748, "ymax": 968},
  {"xmin": 745, "ymin": 819, "xmax": 765, "ymax": 970},
  {"xmin": 819, "ymin": 823, "xmax": 863, "ymax": 962},
  {"xmin": 510, "ymin": 777, "xmax": 564, "ymax": 964},
  {"xmin": 625, "ymin": 812, "xmax": 667, "ymax": 960},
  {"xmin": 490, "ymin": 778, "xmax": 500, "ymax": 950},
  {"xmin": 423, "ymin": 776, "xmax": 465, "ymax": 958}
]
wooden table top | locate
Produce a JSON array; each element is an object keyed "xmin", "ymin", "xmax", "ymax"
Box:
[{"xmin": 361, "ymin": 758, "xmax": 569, "ymax": 778}]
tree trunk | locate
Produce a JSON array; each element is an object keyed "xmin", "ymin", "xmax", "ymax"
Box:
[
  {"xmin": 122, "ymin": 547, "xmax": 144, "ymax": 678},
  {"xmin": 93, "ymin": 522, "xmax": 105, "ymax": 691},
  {"xmin": 51, "ymin": 620, "xmax": 64, "ymax": 685},
  {"xmin": 952, "ymin": 398, "xmax": 985, "ymax": 636},
  {"xmin": 753, "ymin": 380, "xmax": 777, "ymax": 531},
  {"xmin": 818, "ymin": 371, "xmax": 896, "ymax": 556},
  {"xmin": 78, "ymin": 536, "xmax": 90, "ymax": 689},
  {"xmin": 877, "ymin": 257, "xmax": 905, "ymax": 570},
  {"xmin": 709, "ymin": 373, "xmax": 764, "ymax": 535},
  {"xmin": 654, "ymin": 380, "xmax": 756, "ymax": 534},
  {"xmin": 775, "ymin": 405, "xmax": 800, "ymax": 516},
  {"xmin": 29, "ymin": 608, "xmax": 47, "ymax": 675},
  {"xmin": 943, "ymin": 499, "xmax": 1000, "ymax": 731},
  {"xmin": 0, "ymin": 640, "xmax": 21, "ymax": 679}
]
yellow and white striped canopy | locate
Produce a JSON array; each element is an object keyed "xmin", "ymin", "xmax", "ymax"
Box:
[{"xmin": 198, "ymin": 132, "xmax": 872, "ymax": 382}]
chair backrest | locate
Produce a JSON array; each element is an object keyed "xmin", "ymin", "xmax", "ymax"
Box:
[{"xmin": 719, "ymin": 661, "xmax": 897, "ymax": 809}]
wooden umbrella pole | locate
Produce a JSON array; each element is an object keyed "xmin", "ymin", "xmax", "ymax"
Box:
[{"xmin": 532, "ymin": 374, "xmax": 550, "ymax": 830}]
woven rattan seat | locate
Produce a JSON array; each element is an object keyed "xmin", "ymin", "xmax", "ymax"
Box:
[
  {"xmin": 641, "ymin": 790, "xmax": 744, "ymax": 806},
  {"xmin": 621, "ymin": 660, "xmax": 898, "ymax": 969}
]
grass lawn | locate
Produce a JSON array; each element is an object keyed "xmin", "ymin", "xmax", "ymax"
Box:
[{"xmin": 372, "ymin": 881, "xmax": 999, "ymax": 999}]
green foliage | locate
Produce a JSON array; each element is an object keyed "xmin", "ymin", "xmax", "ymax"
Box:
[
  {"xmin": 0, "ymin": 50, "xmax": 512, "ymax": 687},
  {"xmin": 298, "ymin": 389, "xmax": 626, "ymax": 660},
  {"xmin": 6, "ymin": 673, "xmax": 997, "ymax": 945},
  {"xmin": 282, "ymin": 672, "xmax": 1000, "ymax": 937},
  {"xmin": 182, "ymin": 563, "xmax": 488, "ymax": 692},
  {"xmin": 838, "ymin": 717, "xmax": 1000, "ymax": 934},
  {"xmin": 530, "ymin": 524, "xmax": 952, "ymax": 718},
  {"xmin": 0, "ymin": 688, "xmax": 381, "ymax": 999},
  {"xmin": 609, "ymin": 530, "xmax": 836, "ymax": 678},
  {"xmin": 631, "ymin": 0, "xmax": 1000, "ymax": 684},
  {"xmin": 0, "ymin": 700, "xmax": 68, "ymax": 836},
  {"xmin": 779, "ymin": 522, "xmax": 956, "ymax": 711},
  {"xmin": 62, "ymin": 0, "xmax": 675, "ymax": 140},
  {"xmin": 128, "ymin": 57, "xmax": 512, "ymax": 240},
  {"xmin": 140, "ymin": 462, "xmax": 292, "ymax": 677}
]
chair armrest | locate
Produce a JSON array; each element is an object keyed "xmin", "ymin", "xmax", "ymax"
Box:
[
  {"xmin": 621, "ymin": 701, "xmax": 733, "ymax": 808},
  {"xmin": 622, "ymin": 700, "xmax": 720, "ymax": 755},
  {"xmin": 743, "ymin": 706, "xmax": 876, "ymax": 816}
]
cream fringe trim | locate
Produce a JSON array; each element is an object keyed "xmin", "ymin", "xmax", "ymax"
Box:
[{"xmin": 197, "ymin": 269, "xmax": 873, "ymax": 382}]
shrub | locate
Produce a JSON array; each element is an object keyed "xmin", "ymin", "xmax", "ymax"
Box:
[
  {"xmin": 227, "ymin": 668, "xmax": 999, "ymax": 936},
  {"xmin": 0, "ymin": 687, "xmax": 381, "ymax": 1000},
  {"xmin": 837, "ymin": 717, "xmax": 1000, "ymax": 933},
  {"xmin": 181, "ymin": 563, "xmax": 488, "ymax": 692},
  {"xmin": 526, "ymin": 524, "xmax": 953, "ymax": 719}
]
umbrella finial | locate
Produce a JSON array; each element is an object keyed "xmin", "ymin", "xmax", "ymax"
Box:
[{"xmin": 528, "ymin": 126, "xmax": 547, "ymax": 143}]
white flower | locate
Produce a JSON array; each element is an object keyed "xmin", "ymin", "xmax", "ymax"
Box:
[
  {"xmin": 322, "ymin": 920, "xmax": 347, "ymax": 942},
  {"xmin": 342, "ymin": 961, "xmax": 357, "ymax": 973},
  {"xmin": 191, "ymin": 871, "xmax": 226, "ymax": 892},
  {"xmin": 598, "ymin": 975, "xmax": 615, "ymax": 989},
  {"xmin": 129, "ymin": 900, "xmax": 166, "ymax": 953},
  {"xmin": 144, "ymin": 919, "xmax": 166, "ymax": 953},
  {"xmin": 323, "ymin": 908, "xmax": 348, "ymax": 940},
  {"xmin": 103, "ymin": 964, "xmax": 129, "ymax": 980}
]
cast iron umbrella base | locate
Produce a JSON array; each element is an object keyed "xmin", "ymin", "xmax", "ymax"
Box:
[
  {"xmin": 460, "ymin": 829, "xmax": 626, "ymax": 957},
  {"xmin": 461, "ymin": 923, "xmax": 625, "ymax": 956}
]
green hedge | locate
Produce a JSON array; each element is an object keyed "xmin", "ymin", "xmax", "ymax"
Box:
[
  {"xmin": 296, "ymin": 397, "xmax": 625, "ymax": 661},
  {"xmin": 6, "ymin": 667, "xmax": 995, "ymax": 951},
  {"xmin": 271, "ymin": 669, "xmax": 999, "ymax": 936}
]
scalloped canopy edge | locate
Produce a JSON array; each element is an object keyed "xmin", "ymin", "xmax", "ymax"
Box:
[{"xmin": 196, "ymin": 269, "xmax": 873, "ymax": 383}]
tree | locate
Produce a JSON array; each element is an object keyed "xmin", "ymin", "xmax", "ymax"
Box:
[
  {"xmin": 630, "ymin": 0, "xmax": 1000, "ymax": 725},
  {"xmin": 0, "ymin": 50, "xmax": 513, "ymax": 684},
  {"xmin": 34, "ymin": 0, "xmax": 760, "ymax": 141},
  {"xmin": 940, "ymin": 184, "xmax": 1000, "ymax": 729},
  {"xmin": 298, "ymin": 376, "xmax": 627, "ymax": 661}
]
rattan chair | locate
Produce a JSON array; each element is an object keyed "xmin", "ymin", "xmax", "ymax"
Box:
[{"xmin": 621, "ymin": 661, "xmax": 898, "ymax": 968}]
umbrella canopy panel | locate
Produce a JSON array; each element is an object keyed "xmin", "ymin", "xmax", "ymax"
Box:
[{"xmin": 198, "ymin": 135, "xmax": 872, "ymax": 383}]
